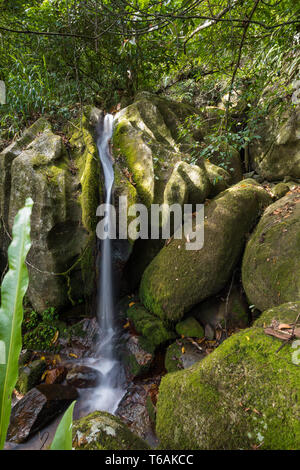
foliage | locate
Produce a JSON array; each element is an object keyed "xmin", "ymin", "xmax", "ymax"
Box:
[
  {"xmin": 23, "ymin": 306, "xmax": 63, "ymax": 352},
  {"xmin": 50, "ymin": 401, "xmax": 76, "ymax": 450},
  {"xmin": 0, "ymin": 198, "xmax": 33, "ymax": 450},
  {"xmin": 0, "ymin": 0, "xmax": 298, "ymax": 138}
]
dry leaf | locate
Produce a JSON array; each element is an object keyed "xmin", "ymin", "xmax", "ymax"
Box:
[{"xmin": 128, "ymin": 302, "xmax": 135, "ymax": 307}]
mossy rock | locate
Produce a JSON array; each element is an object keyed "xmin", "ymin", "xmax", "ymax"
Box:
[
  {"xmin": 140, "ymin": 180, "xmax": 272, "ymax": 323},
  {"xmin": 208, "ymin": 143, "xmax": 243, "ymax": 184},
  {"xmin": 16, "ymin": 359, "xmax": 47, "ymax": 395},
  {"xmin": 242, "ymin": 192, "xmax": 300, "ymax": 312},
  {"xmin": 204, "ymin": 160, "xmax": 231, "ymax": 196},
  {"xmin": 123, "ymin": 334, "xmax": 154, "ymax": 378},
  {"xmin": 253, "ymin": 302, "xmax": 300, "ymax": 327},
  {"xmin": 250, "ymin": 105, "xmax": 300, "ymax": 181},
  {"xmin": 156, "ymin": 306, "xmax": 300, "ymax": 449},
  {"xmin": 127, "ymin": 303, "xmax": 176, "ymax": 349},
  {"xmin": 72, "ymin": 411, "xmax": 150, "ymax": 450},
  {"xmin": 272, "ymin": 182, "xmax": 290, "ymax": 199},
  {"xmin": 175, "ymin": 317, "xmax": 204, "ymax": 338}
]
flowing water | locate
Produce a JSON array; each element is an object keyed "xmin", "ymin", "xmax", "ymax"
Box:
[{"xmin": 82, "ymin": 114, "xmax": 126, "ymax": 414}]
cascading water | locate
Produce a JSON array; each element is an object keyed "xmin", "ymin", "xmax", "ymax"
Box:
[{"xmin": 83, "ymin": 113, "xmax": 125, "ymax": 414}]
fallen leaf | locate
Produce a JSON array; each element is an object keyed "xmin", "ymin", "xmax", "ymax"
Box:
[
  {"xmin": 69, "ymin": 352, "xmax": 78, "ymax": 358},
  {"xmin": 128, "ymin": 302, "xmax": 135, "ymax": 307}
]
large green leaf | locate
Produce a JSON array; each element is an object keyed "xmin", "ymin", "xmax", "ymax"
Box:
[
  {"xmin": 0, "ymin": 197, "xmax": 33, "ymax": 449},
  {"xmin": 50, "ymin": 401, "xmax": 76, "ymax": 450}
]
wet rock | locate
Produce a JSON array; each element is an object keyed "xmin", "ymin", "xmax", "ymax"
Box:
[
  {"xmin": 165, "ymin": 338, "xmax": 206, "ymax": 373},
  {"xmin": 58, "ymin": 318, "xmax": 100, "ymax": 359},
  {"xmin": 72, "ymin": 411, "xmax": 149, "ymax": 450},
  {"xmin": 66, "ymin": 365, "xmax": 102, "ymax": 388},
  {"xmin": 116, "ymin": 378, "xmax": 160, "ymax": 445},
  {"xmin": 16, "ymin": 359, "xmax": 47, "ymax": 395},
  {"xmin": 7, "ymin": 384, "xmax": 78, "ymax": 443}
]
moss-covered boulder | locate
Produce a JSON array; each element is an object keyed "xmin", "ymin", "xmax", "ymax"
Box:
[
  {"xmin": 253, "ymin": 301, "xmax": 300, "ymax": 327},
  {"xmin": 0, "ymin": 109, "xmax": 101, "ymax": 312},
  {"xmin": 156, "ymin": 306, "xmax": 300, "ymax": 449},
  {"xmin": 242, "ymin": 192, "xmax": 300, "ymax": 312},
  {"xmin": 140, "ymin": 180, "xmax": 272, "ymax": 323},
  {"xmin": 127, "ymin": 303, "xmax": 176, "ymax": 349},
  {"xmin": 73, "ymin": 411, "xmax": 150, "ymax": 450},
  {"xmin": 123, "ymin": 334, "xmax": 154, "ymax": 378},
  {"xmin": 204, "ymin": 160, "xmax": 231, "ymax": 196},
  {"xmin": 250, "ymin": 103, "xmax": 300, "ymax": 181},
  {"xmin": 272, "ymin": 182, "xmax": 290, "ymax": 199},
  {"xmin": 175, "ymin": 317, "xmax": 204, "ymax": 338}
]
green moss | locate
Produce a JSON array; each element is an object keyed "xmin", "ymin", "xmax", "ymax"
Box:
[
  {"xmin": 146, "ymin": 395, "xmax": 157, "ymax": 425},
  {"xmin": 242, "ymin": 193, "xmax": 300, "ymax": 311},
  {"xmin": 127, "ymin": 303, "xmax": 176, "ymax": 349},
  {"xmin": 253, "ymin": 302, "xmax": 300, "ymax": 327},
  {"xmin": 157, "ymin": 315, "xmax": 300, "ymax": 449},
  {"xmin": 140, "ymin": 180, "xmax": 272, "ymax": 323},
  {"xmin": 69, "ymin": 114, "xmax": 101, "ymax": 233},
  {"xmin": 164, "ymin": 341, "xmax": 183, "ymax": 373},
  {"xmin": 175, "ymin": 317, "xmax": 204, "ymax": 338},
  {"xmin": 272, "ymin": 182, "xmax": 290, "ymax": 199},
  {"xmin": 113, "ymin": 120, "xmax": 154, "ymax": 207},
  {"xmin": 73, "ymin": 411, "xmax": 150, "ymax": 450}
]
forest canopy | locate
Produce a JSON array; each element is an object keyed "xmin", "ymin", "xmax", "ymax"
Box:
[{"xmin": 0, "ymin": 0, "xmax": 299, "ymax": 138}]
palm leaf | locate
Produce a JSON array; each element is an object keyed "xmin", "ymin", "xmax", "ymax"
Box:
[{"xmin": 0, "ymin": 198, "xmax": 33, "ymax": 449}]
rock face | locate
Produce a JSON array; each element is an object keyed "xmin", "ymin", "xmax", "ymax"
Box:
[
  {"xmin": 140, "ymin": 180, "xmax": 272, "ymax": 323},
  {"xmin": 7, "ymin": 384, "xmax": 78, "ymax": 443},
  {"xmin": 250, "ymin": 104, "xmax": 300, "ymax": 180},
  {"xmin": 156, "ymin": 305, "xmax": 300, "ymax": 450},
  {"xmin": 242, "ymin": 191, "xmax": 300, "ymax": 312},
  {"xmin": 72, "ymin": 411, "xmax": 149, "ymax": 450},
  {"xmin": 0, "ymin": 108, "xmax": 102, "ymax": 312}
]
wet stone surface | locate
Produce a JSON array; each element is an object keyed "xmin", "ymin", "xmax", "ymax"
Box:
[{"xmin": 7, "ymin": 384, "xmax": 78, "ymax": 443}]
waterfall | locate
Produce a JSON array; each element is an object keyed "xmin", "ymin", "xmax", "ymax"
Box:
[{"xmin": 85, "ymin": 113, "xmax": 125, "ymax": 414}]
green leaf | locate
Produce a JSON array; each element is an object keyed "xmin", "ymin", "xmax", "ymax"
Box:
[
  {"xmin": 50, "ymin": 401, "xmax": 76, "ymax": 450},
  {"xmin": 0, "ymin": 197, "xmax": 33, "ymax": 449}
]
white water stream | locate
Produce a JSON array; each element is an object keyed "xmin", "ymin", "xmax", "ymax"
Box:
[{"xmin": 82, "ymin": 114, "xmax": 125, "ymax": 414}]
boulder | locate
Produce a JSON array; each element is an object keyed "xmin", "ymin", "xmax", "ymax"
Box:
[
  {"xmin": 204, "ymin": 160, "xmax": 231, "ymax": 196},
  {"xmin": 156, "ymin": 305, "xmax": 300, "ymax": 449},
  {"xmin": 242, "ymin": 191, "xmax": 300, "ymax": 311},
  {"xmin": 250, "ymin": 103, "xmax": 300, "ymax": 180},
  {"xmin": 72, "ymin": 411, "xmax": 149, "ymax": 450},
  {"xmin": 140, "ymin": 180, "xmax": 272, "ymax": 323},
  {"xmin": 272, "ymin": 182, "xmax": 290, "ymax": 199},
  {"xmin": 0, "ymin": 108, "xmax": 102, "ymax": 312},
  {"xmin": 7, "ymin": 384, "xmax": 78, "ymax": 443}
]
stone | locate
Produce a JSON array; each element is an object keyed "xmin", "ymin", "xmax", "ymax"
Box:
[
  {"xmin": 123, "ymin": 334, "xmax": 154, "ymax": 379},
  {"xmin": 156, "ymin": 306, "xmax": 300, "ymax": 449},
  {"xmin": 272, "ymin": 182, "xmax": 290, "ymax": 199},
  {"xmin": 66, "ymin": 365, "xmax": 102, "ymax": 388},
  {"xmin": 242, "ymin": 191, "xmax": 300, "ymax": 311},
  {"xmin": 140, "ymin": 180, "xmax": 272, "ymax": 323},
  {"xmin": 7, "ymin": 384, "xmax": 78, "ymax": 443},
  {"xmin": 72, "ymin": 411, "xmax": 149, "ymax": 450}
]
